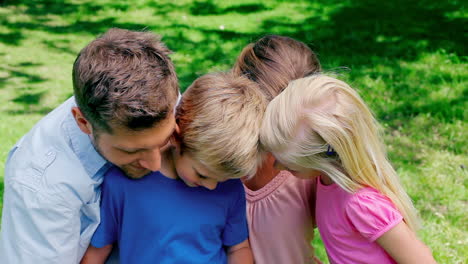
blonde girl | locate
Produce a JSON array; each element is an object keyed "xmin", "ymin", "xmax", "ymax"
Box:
[
  {"xmin": 233, "ymin": 35, "xmax": 322, "ymax": 264},
  {"xmin": 260, "ymin": 75, "xmax": 437, "ymax": 263}
]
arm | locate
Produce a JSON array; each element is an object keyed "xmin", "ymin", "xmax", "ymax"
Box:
[
  {"xmin": 376, "ymin": 221, "xmax": 437, "ymax": 264},
  {"xmin": 80, "ymin": 244, "xmax": 113, "ymax": 264},
  {"xmin": 0, "ymin": 183, "xmax": 82, "ymax": 263},
  {"xmin": 223, "ymin": 181, "xmax": 252, "ymax": 264},
  {"xmin": 227, "ymin": 239, "xmax": 254, "ymax": 264}
]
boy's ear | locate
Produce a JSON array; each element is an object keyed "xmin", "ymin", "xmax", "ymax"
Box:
[{"xmin": 170, "ymin": 123, "xmax": 182, "ymax": 150}]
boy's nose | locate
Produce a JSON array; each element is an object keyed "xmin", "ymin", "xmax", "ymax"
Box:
[
  {"xmin": 203, "ymin": 180, "xmax": 218, "ymax": 190},
  {"xmin": 138, "ymin": 149, "xmax": 162, "ymax": 172}
]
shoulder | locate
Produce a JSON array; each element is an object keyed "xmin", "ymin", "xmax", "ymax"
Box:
[
  {"xmin": 102, "ymin": 167, "xmax": 131, "ymax": 188},
  {"xmin": 345, "ymin": 187, "xmax": 400, "ymax": 217},
  {"xmin": 105, "ymin": 166, "xmax": 126, "ymax": 179},
  {"xmin": 347, "ymin": 188, "xmax": 397, "ymax": 210},
  {"xmin": 7, "ymin": 98, "xmax": 77, "ymax": 178},
  {"xmin": 216, "ymin": 179, "xmax": 245, "ymax": 204},
  {"xmin": 4, "ymin": 148, "xmax": 86, "ymax": 212},
  {"xmin": 6, "ymin": 142, "xmax": 88, "ymax": 206},
  {"xmin": 218, "ymin": 179, "xmax": 245, "ymax": 193},
  {"xmin": 4, "ymin": 98, "xmax": 104, "ymax": 207},
  {"xmin": 28, "ymin": 97, "xmax": 75, "ymax": 144},
  {"xmin": 345, "ymin": 187, "xmax": 403, "ymax": 241},
  {"xmin": 102, "ymin": 168, "xmax": 159, "ymax": 194}
]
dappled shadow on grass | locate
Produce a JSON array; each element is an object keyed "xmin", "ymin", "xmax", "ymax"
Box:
[
  {"xmin": 2, "ymin": 0, "xmax": 465, "ymax": 134},
  {"xmin": 0, "ymin": 61, "xmax": 54, "ymax": 115},
  {"xmin": 5, "ymin": 94, "xmax": 56, "ymax": 116},
  {"xmin": 0, "ymin": 63, "xmax": 47, "ymax": 89},
  {"xmin": 13, "ymin": 91, "xmax": 46, "ymax": 105},
  {"xmin": 190, "ymin": 0, "xmax": 268, "ymax": 15},
  {"xmin": 160, "ymin": 24, "xmax": 258, "ymax": 89},
  {"xmin": 0, "ymin": 31, "xmax": 23, "ymax": 45},
  {"xmin": 259, "ymin": 0, "xmax": 465, "ymax": 64},
  {"xmin": 252, "ymin": 0, "xmax": 466, "ymax": 155},
  {"xmin": 180, "ymin": 0, "xmax": 466, "ymax": 127},
  {"xmin": 7, "ymin": 69, "xmax": 46, "ymax": 83},
  {"xmin": 389, "ymin": 90, "xmax": 467, "ymax": 124},
  {"xmin": 1, "ymin": 0, "xmax": 126, "ymax": 16},
  {"xmin": 1, "ymin": 18, "xmax": 150, "ymax": 37},
  {"xmin": 2, "ymin": 0, "xmax": 465, "ymax": 61},
  {"xmin": 6, "ymin": 107, "xmax": 55, "ymax": 115},
  {"xmin": 0, "ymin": 1, "xmax": 149, "ymax": 47},
  {"xmin": 387, "ymin": 132, "xmax": 425, "ymax": 167},
  {"xmin": 42, "ymin": 39, "xmax": 77, "ymax": 55}
]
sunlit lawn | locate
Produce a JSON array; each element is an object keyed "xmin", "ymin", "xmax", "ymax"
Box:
[{"xmin": 0, "ymin": 0, "xmax": 466, "ymax": 262}]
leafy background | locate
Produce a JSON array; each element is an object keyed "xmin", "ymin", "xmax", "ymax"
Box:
[{"xmin": 0, "ymin": 0, "xmax": 466, "ymax": 262}]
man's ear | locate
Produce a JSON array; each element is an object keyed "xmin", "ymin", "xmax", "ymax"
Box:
[{"xmin": 71, "ymin": 107, "xmax": 92, "ymax": 135}]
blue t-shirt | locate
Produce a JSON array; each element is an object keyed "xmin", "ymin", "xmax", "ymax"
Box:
[{"xmin": 91, "ymin": 167, "xmax": 248, "ymax": 264}]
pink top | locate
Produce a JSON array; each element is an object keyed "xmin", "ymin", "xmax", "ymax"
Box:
[
  {"xmin": 244, "ymin": 171, "xmax": 321, "ymax": 264},
  {"xmin": 316, "ymin": 176, "xmax": 403, "ymax": 264}
]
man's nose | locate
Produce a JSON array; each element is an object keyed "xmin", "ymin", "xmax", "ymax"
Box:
[{"xmin": 138, "ymin": 149, "xmax": 162, "ymax": 172}]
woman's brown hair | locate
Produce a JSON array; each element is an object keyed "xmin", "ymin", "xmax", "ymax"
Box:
[{"xmin": 232, "ymin": 35, "xmax": 321, "ymax": 101}]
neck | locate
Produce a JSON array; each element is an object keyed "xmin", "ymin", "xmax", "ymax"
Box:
[
  {"xmin": 160, "ymin": 147, "xmax": 178, "ymax": 179},
  {"xmin": 320, "ymin": 174, "xmax": 334, "ymax": 185},
  {"xmin": 243, "ymin": 154, "xmax": 280, "ymax": 191}
]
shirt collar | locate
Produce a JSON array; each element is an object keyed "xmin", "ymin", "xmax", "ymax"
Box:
[{"xmin": 64, "ymin": 97, "xmax": 109, "ymax": 179}]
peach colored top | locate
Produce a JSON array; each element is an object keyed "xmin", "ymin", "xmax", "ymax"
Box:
[{"xmin": 244, "ymin": 171, "xmax": 321, "ymax": 264}]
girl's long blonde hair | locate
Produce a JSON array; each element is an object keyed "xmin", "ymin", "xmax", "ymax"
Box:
[{"xmin": 260, "ymin": 74, "xmax": 419, "ymax": 231}]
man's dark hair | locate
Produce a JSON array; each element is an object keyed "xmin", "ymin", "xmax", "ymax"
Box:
[{"xmin": 73, "ymin": 28, "xmax": 178, "ymax": 133}]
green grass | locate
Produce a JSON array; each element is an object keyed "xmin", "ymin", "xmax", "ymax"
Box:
[{"xmin": 1, "ymin": 0, "xmax": 467, "ymax": 262}]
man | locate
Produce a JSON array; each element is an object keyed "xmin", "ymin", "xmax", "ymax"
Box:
[{"xmin": 0, "ymin": 28, "xmax": 179, "ymax": 263}]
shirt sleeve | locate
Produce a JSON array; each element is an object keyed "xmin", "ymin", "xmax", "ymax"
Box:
[
  {"xmin": 90, "ymin": 169, "xmax": 122, "ymax": 248},
  {"xmin": 222, "ymin": 180, "xmax": 249, "ymax": 246},
  {"xmin": 0, "ymin": 182, "xmax": 81, "ymax": 264},
  {"xmin": 345, "ymin": 189, "xmax": 403, "ymax": 242}
]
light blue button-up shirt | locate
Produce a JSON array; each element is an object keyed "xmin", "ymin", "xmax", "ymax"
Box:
[{"xmin": 0, "ymin": 97, "xmax": 111, "ymax": 263}]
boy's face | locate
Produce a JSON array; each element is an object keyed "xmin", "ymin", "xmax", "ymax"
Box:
[{"xmin": 174, "ymin": 151, "xmax": 226, "ymax": 190}]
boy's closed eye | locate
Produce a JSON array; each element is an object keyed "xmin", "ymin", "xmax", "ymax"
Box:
[{"xmin": 197, "ymin": 173, "xmax": 208, "ymax": 179}]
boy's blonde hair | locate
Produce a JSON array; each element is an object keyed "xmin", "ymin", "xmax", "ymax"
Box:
[
  {"xmin": 260, "ymin": 74, "xmax": 419, "ymax": 231},
  {"xmin": 176, "ymin": 72, "xmax": 267, "ymax": 179}
]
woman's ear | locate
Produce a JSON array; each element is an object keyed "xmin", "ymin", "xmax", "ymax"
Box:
[
  {"xmin": 170, "ymin": 123, "xmax": 182, "ymax": 151},
  {"xmin": 174, "ymin": 122, "xmax": 180, "ymax": 134}
]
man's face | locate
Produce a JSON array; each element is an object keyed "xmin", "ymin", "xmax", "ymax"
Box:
[
  {"xmin": 173, "ymin": 151, "xmax": 226, "ymax": 190},
  {"xmin": 93, "ymin": 116, "xmax": 177, "ymax": 179}
]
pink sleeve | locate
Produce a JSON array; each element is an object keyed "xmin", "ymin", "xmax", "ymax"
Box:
[{"xmin": 345, "ymin": 189, "xmax": 403, "ymax": 242}]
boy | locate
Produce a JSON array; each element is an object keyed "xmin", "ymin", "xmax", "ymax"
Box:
[{"xmin": 81, "ymin": 72, "xmax": 267, "ymax": 264}]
